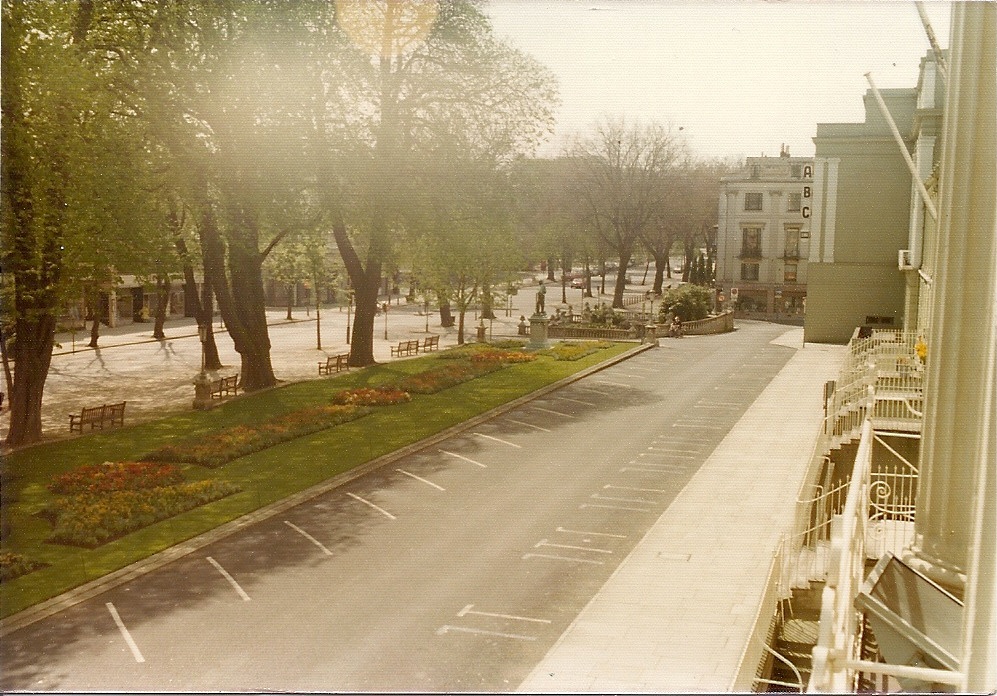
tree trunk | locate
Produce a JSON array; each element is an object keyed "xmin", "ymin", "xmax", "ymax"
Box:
[
  {"xmin": 546, "ymin": 256, "xmax": 556, "ymax": 281},
  {"xmin": 439, "ymin": 301, "xmax": 454, "ymax": 328},
  {"xmin": 583, "ymin": 258, "xmax": 593, "ymax": 297},
  {"xmin": 457, "ymin": 308, "xmax": 466, "ymax": 345},
  {"xmin": 152, "ymin": 275, "xmax": 169, "ymax": 340},
  {"xmin": 612, "ymin": 250, "xmax": 633, "ymax": 308},
  {"xmin": 5, "ymin": 314, "xmax": 56, "ymax": 446},
  {"xmin": 177, "ymin": 236, "xmax": 222, "ymax": 371},
  {"xmin": 650, "ymin": 250, "xmax": 667, "ymax": 294},
  {"xmin": 200, "ymin": 201, "xmax": 276, "ymax": 389},
  {"xmin": 331, "ymin": 217, "xmax": 381, "ymax": 366}
]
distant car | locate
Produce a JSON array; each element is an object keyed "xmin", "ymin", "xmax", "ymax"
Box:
[{"xmin": 570, "ymin": 276, "xmax": 587, "ymax": 288}]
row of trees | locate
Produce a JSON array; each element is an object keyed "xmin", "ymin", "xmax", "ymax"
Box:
[{"xmin": 2, "ymin": 1, "xmax": 732, "ymax": 448}]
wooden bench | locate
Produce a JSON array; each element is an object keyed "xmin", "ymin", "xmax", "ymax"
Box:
[
  {"xmin": 319, "ymin": 353, "xmax": 350, "ymax": 375},
  {"xmin": 210, "ymin": 374, "xmax": 240, "ymax": 400},
  {"xmin": 68, "ymin": 401, "xmax": 126, "ymax": 433},
  {"xmin": 421, "ymin": 335, "xmax": 440, "ymax": 352},
  {"xmin": 390, "ymin": 339, "xmax": 420, "ymax": 358}
]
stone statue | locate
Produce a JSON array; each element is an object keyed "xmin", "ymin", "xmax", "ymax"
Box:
[{"xmin": 535, "ymin": 282, "xmax": 546, "ymax": 314}]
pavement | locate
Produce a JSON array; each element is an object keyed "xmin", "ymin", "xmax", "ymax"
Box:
[{"xmin": 0, "ymin": 277, "xmax": 848, "ymax": 692}]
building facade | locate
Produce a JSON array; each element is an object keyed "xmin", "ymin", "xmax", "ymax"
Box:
[
  {"xmin": 715, "ymin": 149, "xmax": 813, "ymax": 322},
  {"xmin": 803, "ymin": 88, "xmax": 918, "ymax": 343}
]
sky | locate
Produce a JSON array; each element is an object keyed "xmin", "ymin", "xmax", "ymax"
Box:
[{"xmin": 485, "ymin": 0, "xmax": 952, "ymax": 160}]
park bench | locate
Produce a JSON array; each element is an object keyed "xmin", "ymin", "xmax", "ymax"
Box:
[
  {"xmin": 68, "ymin": 401, "xmax": 127, "ymax": 433},
  {"xmin": 319, "ymin": 352, "xmax": 351, "ymax": 375},
  {"xmin": 209, "ymin": 374, "xmax": 240, "ymax": 400},
  {"xmin": 421, "ymin": 335, "xmax": 440, "ymax": 352},
  {"xmin": 390, "ymin": 339, "xmax": 420, "ymax": 358}
]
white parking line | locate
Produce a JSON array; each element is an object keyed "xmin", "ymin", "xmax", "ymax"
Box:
[
  {"xmin": 647, "ymin": 447, "xmax": 700, "ymax": 454},
  {"xmin": 580, "ymin": 503, "xmax": 653, "ymax": 512},
  {"xmin": 206, "ymin": 556, "xmax": 251, "ymax": 601},
  {"xmin": 672, "ymin": 423, "xmax": 726, "ymax": 429},
  {"xmin": 522, "ymin": 552, "xmax": 605, "ymax": 564},
  {"xmin": 284, "ymin": 521, "xmax": 334, "ymax": 556},
  {"xmin": 531, "ymin": 406, "xmax": 574, "ymax": 418},
  {"xmin": 556, "ymin": 527, "xmax": 628, "ymax": 538},
  {"xmin": 436, "ymin": 625, "xmax": 537, "ymax": 641},
  {"xmin": 458, "ymin": 604, "xmax": 552, "ymax": 623},
  {"xmin": 620, "ymin": 467, "xmax": 683, "ymax": 474},
  {"xmin": 555, "ymin": 396, "xmax": 595, "ymax": 406},
  {"xmin": 474, "ymin": 432, "xmax": 522, "ymax": 449},
  {"xmin": 346, "ymin": 492, "xmax": 397, "ymax": 520},
  {"xmin": 695, "ymin": 401, "xmax": 743, "ymax": 407},
  {"xmin": 439, "ymin": 449, "xmax": 487, "ymax": 468},
  {"xmin": 604, "ymin": 484, "xmax": 668, "ymax": 493},
  {"xmin": 396, "ymin": 469, "xmax": 445, "ymax": 491},
  {"xmin": 596, "ymin": 379, "xmax": 632, "ymax": 388},
  {"xmin": 534, "ymin": 539, "xmax": 613, "ymax": 554},
  {"xmin": 106, "ymin": 602, "xmax": 145, "ymax": 663},
  {"xmin": 590, "ymin": 493, "xmax": 657, "ymax": 504},
  {"xmin": 573, "ymin": 386, "xmax": 611, "ymax": 396},
  {"xmin": 506, "ymin": 418, "xmax": 551, "ymax": 433}
]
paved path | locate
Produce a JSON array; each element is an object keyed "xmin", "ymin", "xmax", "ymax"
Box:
[{"xmin": 517, "ymin": 331, "xmax": 844, "ymax": 693}]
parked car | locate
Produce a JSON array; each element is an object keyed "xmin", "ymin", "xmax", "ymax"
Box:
[{"xmin": 570, "ymin": 276, "xmax": 587, "ymax": 289}]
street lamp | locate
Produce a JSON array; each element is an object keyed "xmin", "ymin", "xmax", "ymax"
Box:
[
  {"xmin": 346, "ymin": 291, "xmax": 353, "ymax": 344},
  {"xmin": 383, "ymin": 302, "xmax": 389, "ymax": 340},
  {"xmin": 424, "ymin": 299, "xmax": 430, "ymax": 333},
  {"xmin": 193, "ymin": 323, "xmax": 211, "ymax": 410}
]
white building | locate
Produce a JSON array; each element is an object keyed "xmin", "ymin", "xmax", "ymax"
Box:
[{"xmin": 716, "ymin": 148, "xmax": 814, "ymax": 321}]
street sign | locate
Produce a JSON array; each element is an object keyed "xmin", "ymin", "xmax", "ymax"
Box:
[{"xmin": 730, "ymin": 287, "xmax": 739, "ymax": 298}]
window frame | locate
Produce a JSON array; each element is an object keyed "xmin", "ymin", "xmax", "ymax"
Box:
[{"xmin": 744, "ymin": 192, "xmax": 763, "ymax": 211}]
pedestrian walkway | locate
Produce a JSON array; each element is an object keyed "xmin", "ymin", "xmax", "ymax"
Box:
[{"xmin": 517, "ymin": 329, "xmax": 845, "ymax": 693}]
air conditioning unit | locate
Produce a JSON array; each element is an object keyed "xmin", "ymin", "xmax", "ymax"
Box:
[{"xmin": 898, "ymin": 249, "xmax": 915, "ymax": 270}]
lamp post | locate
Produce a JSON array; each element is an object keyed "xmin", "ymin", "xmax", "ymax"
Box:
[
  {"xmin": 383, "ymin": 302, "xmax": 389, "ymax": 340},
  {"xmin": 193, "ymin": 324, "xmax": 211, "ymax": 410},
  {"xmin": 424, "ymin": 299, "xmax": 430, "ymax": 333},
  {"xmin": 346, "ymin": 291, "xmax": 353, "ymax": 344}
]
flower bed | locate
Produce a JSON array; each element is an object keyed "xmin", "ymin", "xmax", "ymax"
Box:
[
  {"xmin": 0, "ymin": 551, "xmax": 46, "ymax": 582},
  {"xmin": 469, "ymin": 348, "xmax": 536, "ymax": 364},
  {"xmin": 146, "ymin": 405, "xmax": 371, "ymax": 467},
  {"xmin": 43, "ymin": 480, "xmax": 241, "ymax": 548},
  {"xmin": 49, "ymin": 462, "xmax": 183, "ymax": 495},
  {"xmin": 331, "ymin": 386, "xmax": 411, "ymax": 407},
  {"xmin": 394, "ymin": 360, "xmax": 505, "ymax": 394}
]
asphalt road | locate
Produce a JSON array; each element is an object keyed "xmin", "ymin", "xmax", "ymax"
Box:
[{"xmin": 1, "ymin": 320, "xmax": 796, "ymax": 692}]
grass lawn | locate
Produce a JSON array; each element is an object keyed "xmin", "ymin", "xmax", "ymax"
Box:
[{"xmin": 0, "ymin": 341, "xmax": 634, "ymax": 619}]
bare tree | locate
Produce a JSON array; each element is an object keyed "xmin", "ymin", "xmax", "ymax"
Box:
[{"xmin": 568, "ymin": 117, "xmax": 685, "ymax": 307}]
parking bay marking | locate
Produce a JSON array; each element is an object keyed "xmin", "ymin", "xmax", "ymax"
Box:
[
  {"xmin": 573, "ymin": 386, "xmax": 611, "ymax": 396},
  {"xmin": 437, "ymin": 625, "xmax": 537, "ymax": 641},
  {"xmin": 556, "ymin": 526, "xmax": 627, "ymax": 538},
  {"xmin": 605, "ymin": 484, "xmax": 667, "ymax": 493},
  {"xmin": 206, "ymin": 556, "xmax": 251, "ymax": 601},
  {"xmin": 439, "ymin": 449, "xmax": 487, "ymax": 468},
  {"xmin": 522, "ymin": 552, "xmax": 605, "ymax": 564},
  {"xmin": 505, "ymin": 418, "xmax": 551, "ymax": 433},
  {"xmin": 474, "ymin": 432, "xmax": 521, "ymax": 449},
  {"xmin": 534, "ymin": 539, "xmax": 613, "ymax": 554},
  {"xmin": 346, "ymin": 492, "xmax": 397, "ymax": 520},
  {"xmin": 458, "ymin": 604, "xmax": 552, "ymax": 624},
  {"xmin": 531, "ymin": 406, "xmax": 574, "ymax": 418},
  {"xmin": 590, "ymin": 493, "xmax": 658, "ymax": 504},
  {"xmin": 106, "ymin": 602, "xmax": 145, "ymax": 663},
  {"xmin": 555, "ymin": 396, "xmax": 595, "ymax": 406},
  {"xmin": 596, "ymin": 379, "xmax": 632, "ymax": 388},
  {"xmin": 580, "ymin": 503, "xmax": 653, "ymax": 512},
  {"xmin": 396, "ymin": 468, "xmax": 445, "ymax": 491},
  {"xmin": 284, "ymin": 521, "xmax": 334, "ymax": 556}
]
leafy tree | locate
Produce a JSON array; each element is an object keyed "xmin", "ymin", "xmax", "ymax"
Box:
[
  {"xmin": 316, "ymin": 0, "xmax": 558, "ymax": 365},
  {"xmin": 2, "ymin": 0, "xmax": 167, "ymax": 445},
  {"xmin": 657, "ymin": 284, "xmax": 713, "ymax": 322}
]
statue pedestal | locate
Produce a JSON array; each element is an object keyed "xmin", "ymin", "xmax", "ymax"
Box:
[
  {"xmin": 193, "ymin": 372, "xmax": 213, "ymax": 410},
  {"xmin": 528, "ymin": 313, "xmax": 549, "ymax": 349},
  {"xmin": 643, "ymin": 323, "xmax": 659, "ymax": 346}
]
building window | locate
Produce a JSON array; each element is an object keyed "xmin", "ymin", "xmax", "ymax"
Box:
[
  {"xmin": 784, "ymin": 225, "xmax": 801, "ymax": 258},
  {"xmin": 741, "ymin": 226, "xmax": 762, "ymax": 257},
  {"xmin": 744, "ymin": 192, "xmax": 763, "ymax": 211},
  {"xmin": 741, "ymin": 263, "xmax": 760, "ymax": 281},
  {"xmin": 750, "ymin": 165, "xmax": 761, "ymax": 179},
  {"xmin": 784, "ymin": 263, "xmax": 798, "ymax": 283},
  {"xmin": 790, "ymin": 164, "xmax": 802, "ymax": 179},
  {"xmin": 787, "ymin": 192, "xmax": 802, "ymax": 212}
]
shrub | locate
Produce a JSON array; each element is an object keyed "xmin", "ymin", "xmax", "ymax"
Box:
[
  {"xmin": 48, "ymin": 462, "xmax": 183, "ymax": 495},
  {"xmin": 332, "ymin": 387, "xmax": 411, "ymax": 407},
  {"xmin": 146, "ymin": 405, "xmax": 370, "ymax": 467},
  {"xmin": 0, "ymin": 551, "xmax": 46, "ymax": 582},
  {"xmin": 658, "ymin": 284, "xmax": 713, "ymax": 322},
  {"xmin": 545, "ymin": 340, "xmax": 612, "ymax": 361},
  {"xmin": 44, "ymin": 480, "xmax": 242, "ymax": 548}
]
